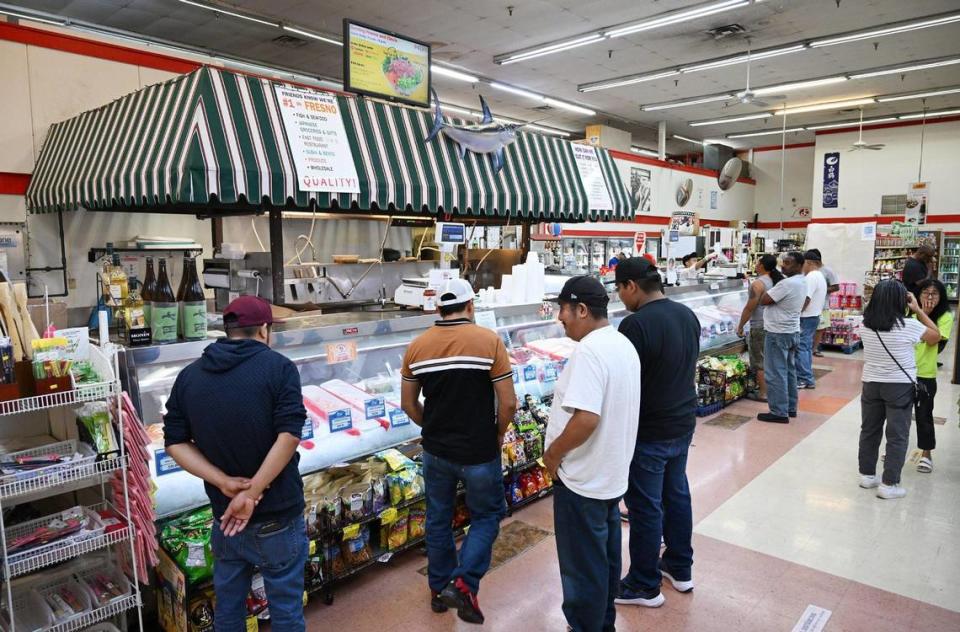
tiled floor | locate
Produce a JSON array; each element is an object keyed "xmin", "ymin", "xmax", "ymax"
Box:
[{"xmin": 299, "ymin": 349, "xmax": 960, "ymax": 631}]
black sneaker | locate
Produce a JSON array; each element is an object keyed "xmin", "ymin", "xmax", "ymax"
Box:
[
  {"xmin": 431, "ymin": 590, "xmax": 448, "ymax": 613},
  {"xmin": 614, "ymin": 583, "xmax": 665, "ymax": 607},
  {"xmin": 789, "ymin": 411, "xmax": 797, "ymax": 417},
  {"xmin": 440, "ymin": 578, "xmax": 484, "ymax": 624},
  {"xmin": 757, "ymin": 412, "xmax": 789, "ymax": 423}
]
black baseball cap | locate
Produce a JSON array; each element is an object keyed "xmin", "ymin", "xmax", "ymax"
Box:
[
  {"xmin": 803, "ymin": 250, "xmax": 822, "ymax": 262},
  {"xmin": 615, "ymin": 257, "xmax": 662, "ymax": 285},
  {"xmin": 550, "ymin": 275, "xmax": 609, "ymax": 308}
]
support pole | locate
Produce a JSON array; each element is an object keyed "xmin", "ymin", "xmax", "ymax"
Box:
[
  {"xmin": 658, "ymin": 121, "xmax": 667, "ymax": 161},
  {"xmin": 268, "ymin": 209, "xmax": 285, "ymax": 305}
]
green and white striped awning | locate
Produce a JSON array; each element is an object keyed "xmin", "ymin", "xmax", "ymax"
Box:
[{"xmin": 27, "ymin": 67, "xmax": 632, "ymax": 221}]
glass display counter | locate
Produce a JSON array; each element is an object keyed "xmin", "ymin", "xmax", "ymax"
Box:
[{"xmin": 119, "ymin": 280, "xmax": 747, "ymax": 518}]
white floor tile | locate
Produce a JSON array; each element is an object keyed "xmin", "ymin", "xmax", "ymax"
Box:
[{"xmin": 696, "ymin": 378, "xmax": 960, "ymax": 613}]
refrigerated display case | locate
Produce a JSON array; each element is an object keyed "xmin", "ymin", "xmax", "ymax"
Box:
[
  {"xmin": 559, "ymin": 238, "xmax": 636, "ymax": 275},
  {"xmin": 119, "ymin": 280, "xmax": 747, "ymax": 518},
  {"xmin": 940, "ymin": 235, "xmax": 960, "ymax": 300}
]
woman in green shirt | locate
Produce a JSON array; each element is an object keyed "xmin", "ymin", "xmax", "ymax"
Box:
[{"xmin": 914, "ymin": 279, "xmax": 954, "ymax": 473}]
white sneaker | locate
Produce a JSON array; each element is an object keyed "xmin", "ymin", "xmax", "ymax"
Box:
[
  {"xmin": 877, "ymin": 484, "xmax": 907, "ymax": 499},
  {"xmin": 859, "ymin": 475, "xmax": 879, "ymax": 489},
  {"xmin": 661, "ymin": 568, "xmax": 694, "ymax": 593}
]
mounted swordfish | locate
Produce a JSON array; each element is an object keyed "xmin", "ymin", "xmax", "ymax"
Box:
[{"xmin": 423, "ymin": 88, "xmax": 521, "ymax": 174}]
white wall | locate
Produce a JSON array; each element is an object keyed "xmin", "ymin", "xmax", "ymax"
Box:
[
  {"xmin": 613, "ymin": 154, "xmax": 756, "ymax": 230},
  {"xmin": 812, "ymin": 120, "xmax": 960, "ymax": 218},
  {"xmin": 752, "ymin": 145, "xmax": 815, "ymax": 223}
]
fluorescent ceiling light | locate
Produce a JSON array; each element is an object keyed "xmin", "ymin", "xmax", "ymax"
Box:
[
  {"xmin": 850, "ymin": 57, "xmax": 960, "ymax": 79},
  {"xmin": 436, "ymin": 103, "xmax": 479, "ymax": 117},
  {"xmin": 642, "ymin": 94, "xmax": 735, "ymax": 111},
  {"xmin": 727, "ymin": 128, "xmax": 804, "ymax": 138},
  {"xmin": 754, "ymin": 76, "xmax": 848, "ymax": 95},
  {"xmin": 878, "ymin": 87, "xmax": 960, "ymax": 103},
  {"xmin": 680, "ymin": 45, "xmax": 806, "ymax": 73},
  {"xmin": 631, "ymin": 147, "xmax": 660, "ymax": 157},
  {"xmin": 810, "ymin": 12, "xmax": 960, "ymax": 48},
  {"xmin": 0, "ymin": 9, "xmax": 64, "ymax": 25},
  {"xmin": 898, "ymin": 108, "xmax": 960, "ymax": 120},
  {"xmin": 281, "ymin": 25, "xmax": 342, "ymax": 46},
  {"xmin": 673, "ymin": 135, "xmax": 702, "ymax": 144},
  {"xmin": 178, "ymin": 0, "xmax": 276, "ymax": 27},
  {"xmin": 580, "ymin": 70, "xmax": 681, "ymax": 92},
  {"xmin": 525, "ymin": 124, "xmax": 571, "ymax": 137},
  {"xmin": 431, "ymin": 65, "xmax": 479, "ymax": 83},
  {"xmin": 804, "ymin": 117, "xmax": 896, "ymax": 130},
  {"xmin": 490, "ymin": 83, "xmax": 545, "ymax": 102},
  {"xmin": 690, "ymin": 113, "xmax": 771, "ymax": 126},
  {"xmin": 500, "ymin": 34, "xmax": 605, "ymax": 65},
  {"xmin": 606, "ymin": 0, "xmax": 749, "ymax": 38},
  {"xmin": 775, "ymin": 97, "xmax": 876, "ymax": 115},
  {"xmin": 543, "ymin": 98, "xmax": 596, "ymax": 116}
]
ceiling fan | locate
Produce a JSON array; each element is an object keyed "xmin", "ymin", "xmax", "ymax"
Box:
[
  {"xmin": 849, "ymin": 108, "xmax": 885, "ymax": 151},
  {"xmin": 725, "ymin": 39, "xmax": 787, "ymax": 108}
]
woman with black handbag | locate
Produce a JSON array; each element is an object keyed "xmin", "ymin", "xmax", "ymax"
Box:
[{"xmin": 858, "ymin": 279, "xmax": 941, "ymax": 500}]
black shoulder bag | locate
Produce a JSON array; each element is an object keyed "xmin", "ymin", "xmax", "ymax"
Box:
[{"xmin": 872, "ymin": 329, "xmax": 930, "ymax": 403}]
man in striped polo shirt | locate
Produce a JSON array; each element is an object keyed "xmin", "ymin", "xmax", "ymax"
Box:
[{"xmin": 401, "ymin": 278, "xmax": 517, "ymax": 625}]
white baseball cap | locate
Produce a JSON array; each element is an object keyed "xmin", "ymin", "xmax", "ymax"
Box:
[{"xmin": 437, "ymin": 278, "xmax": 476, "ymax": 306}]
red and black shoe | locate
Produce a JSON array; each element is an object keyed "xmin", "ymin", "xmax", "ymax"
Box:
[
  {"xmin": 440, "ymin": 578, "xmax": 485, "ymax": 624},
  {"xmin": 431, "ymin": 590, "xmax": 448, "ymax": 613}
]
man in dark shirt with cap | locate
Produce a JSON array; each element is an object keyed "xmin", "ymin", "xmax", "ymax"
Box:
[
  {"xmin": 613, "ymin": 257, "xmax": 701, "ymax": 609},
  {"xmin": 164, "ymin": 296, "xmax": 308, "ymax": 632}
]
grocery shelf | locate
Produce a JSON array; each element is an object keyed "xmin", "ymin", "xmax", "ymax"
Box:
[
  {"xmin": 0, "ymin": 454, "xmax": 126, "ymax": 507},
  {"xmin": 3, "ymin": 524, "xmax": 131, "ymax": 579},
  {"xmin": 0, "ymin": 381, "xmax": 120, "ymax": 417},
  {"xmin": 46, "ymin": 594, "xmax": 140, "ymax": 632},
  {"xmin": 508, "ymin": 487, "xmax": 553, "ymax": 513}
]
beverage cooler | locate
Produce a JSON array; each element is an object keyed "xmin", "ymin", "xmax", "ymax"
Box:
[
  {"xmin": 941, "ymin": 235, "xmax": 960, "ymax": 300},
  {"xmin": 117, "ymin": 281, "xmax": 748, "ymax": 519}
]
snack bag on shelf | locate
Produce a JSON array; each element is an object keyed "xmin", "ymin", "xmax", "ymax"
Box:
[
  {"xmin": 387, "ymin": 510, "xmax": 410, "ymax": 550},
  {"xmin": 341, "ymin": 526, "xmax": 372, "ymax": 568},
  {"xmin": 159, "ymin": 507, "xmax": 214, "ymax": 584},
  {"xmin": 408, "ymin": 503, "xmax": 426, "ymax": 540}
]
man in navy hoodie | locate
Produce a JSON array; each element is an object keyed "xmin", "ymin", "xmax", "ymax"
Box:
[{"xmin": 165, "ymin": 296, "xmax": 308, "ymax": 632}]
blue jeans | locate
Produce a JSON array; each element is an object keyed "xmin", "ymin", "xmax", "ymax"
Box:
[
  {"xmin": 211, "ymin": 515, "xmax": 308, "ymax": 632},
  {"xmin": 422, "ymin": 451, "xmax": 506, "ymax": 594},
  {"xmin": 764, "ymin": 331, "xmax": 799, "ymax": 417},
  {"xmin": 797, "ymin": 316, "xmax": 820, "ymax": 386},
  {"xmin": 623, "ymin": 432, "xmax": 694, "ymax": 593},
  {"xmin": 553, "ymin": 482, "xmax": 620, "ymax": 632}
]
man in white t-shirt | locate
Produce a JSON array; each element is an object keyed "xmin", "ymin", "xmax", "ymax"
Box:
[
  {"xmin": 797, "ymin": 251, "xmax": 828, "ymax": 389},
  {"xmin": 543, "ymin": 276, "xmax": 641, "ymax": 632},
  {"xmin": 758, "ymin": 252, "xmax": 807, "ymax": 423}
]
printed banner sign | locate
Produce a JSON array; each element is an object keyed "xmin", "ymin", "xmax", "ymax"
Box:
[
  {"xmin": 571, "ymin": 145, "xmax": 614, "ymax": 211},
  {"xmin": 389, "ymin": 409, "xmax": 411, "ymax": 427},
  {"xmin": 326, "ymin": 340, "xmax": 358, "ymax": 365},
  {"xmin": 154, "ymin": 449, "xmax": 183, "ymax": 476},
  {"xmin": 905, "ymin": 181, "xmax": 929, "ymax": 224},
  {"xmin": 822, "ymin": 152, "xmax": 840, "ymax": 208},
  {"xmin": 274, "ymin": 85, "xmax": 360, "ymax": 193},
  {"xmin": 329, "ymin": 409, "xmax": 353, "ymax": 433},
  {"xmin": 365, "ymin": 397, "xmax": 386, "ymax": 420}
]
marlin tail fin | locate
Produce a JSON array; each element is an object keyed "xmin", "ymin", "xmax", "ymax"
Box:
[
  {"xmin": 424, "ymin": 88, "xmax": 444, "ymax": 143},
  {"xmin": 478, "ymin": 94, "xmax": 494, "ymax": 124}
]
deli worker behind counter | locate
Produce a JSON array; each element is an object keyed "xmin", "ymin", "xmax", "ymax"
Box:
[{"xmin": 164, "ymin": 295, "xmax": 309, "ymax": 632}]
